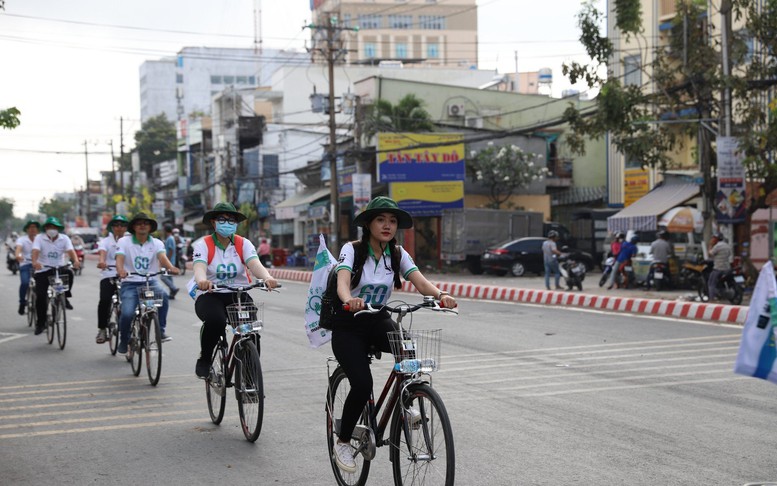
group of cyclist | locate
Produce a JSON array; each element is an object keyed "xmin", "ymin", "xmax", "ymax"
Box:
[{"xmin": 11, "ymin": 196, "xmax": 457, "ymax": 475}]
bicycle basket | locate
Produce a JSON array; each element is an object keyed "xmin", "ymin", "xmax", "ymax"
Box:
[
  {"xmin": 136, "ymin": 287, "xmax": 165, "ymax": 308},
  {"xmin": 387, "ymin": 329, "xmax": 442, "ymax": 373},
  {"xmin": 226, "ymin": 301, "xmax": 264, "ymax": 334},
  {"xmin": 47, "ymin": 274, "xmax": 70, "ymax": 291}
]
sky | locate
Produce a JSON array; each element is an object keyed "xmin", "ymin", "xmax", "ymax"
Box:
[{"xmin": 0, "ymin": 0, "xmax": 605, "ymax": 219}]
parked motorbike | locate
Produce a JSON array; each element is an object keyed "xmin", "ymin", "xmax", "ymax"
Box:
[
  {"xmin": 559, "ymin": 253, "xmax": 586, "ymax": 291},
  {"xmin": 6, "ymin": 248, "xmax": 18, "ymax": 275},
  {"xmin": 599, "ymin": 256, "xmax": 615, "ymax": 287},
  {"xmin": 73, "ymin": 244, "xmax": 85, "ymax": 276},
  {"xmin": 700, "ymin": 260, "xmax": 745, "ymax": 305},
  {"xmin": 645, "ymin": 261, "xmax": 671, "ymax": 291}
]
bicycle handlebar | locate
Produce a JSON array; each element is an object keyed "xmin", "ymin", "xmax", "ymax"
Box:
[
  {"xmin": 212, "ymin": 280, "xmax": 282, "ymax": 293},
  {"xmin": 346, "ymin": 298, "xmax": 458, "ymax": 316},
  {"xmin": 128, "ymin": 270, "xmax": 168, "ymax": 278}
]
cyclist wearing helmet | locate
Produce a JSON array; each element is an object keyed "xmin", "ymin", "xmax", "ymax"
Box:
[
  {"xmin": 542, "ymin": 230, "xmax": 563, "ymax": 290},
  {"xmin": 95, "ymin": 215, "xmax": 129, "ymax": 344},
  {"xmin": 607, "ymin": 233, "xmax": 639, "ymax": 289},
  {"xmin": 708, "ymin": 232, "xmax": 731, "ymax": 301},
  {"xmin": 329, "ymin": 196, "xmax": 457, "ymax": 474},
  {"xmin": 15, "ymin": 220, "xmax": 40, "ymax": 315}
]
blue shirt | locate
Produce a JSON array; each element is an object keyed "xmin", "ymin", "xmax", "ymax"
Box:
[
  {"xmin": 165, "ymin": 235, "xmax": 176, "ymax": 262},
  {"xmin": 616, "ymin": 241, "xmax": 638, "ymax": 263}
]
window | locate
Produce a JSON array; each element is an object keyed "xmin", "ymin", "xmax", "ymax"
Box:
[
  {"xmin": 262, "ymin": 154, "xmax": 280, "ymax": 189},
  {"xmin": 342, "ymin": 14, "xmax": 351, "ymax": 27},
  {"xmin": 427, "ymin": 43, "xmax": 439, "ymax": 58},
  {"xmin": 358, "ymin": 14, "xmax": 381, "ymax": 29},
  {"xmin": 248, "ymin": 76, "xmax": 256, "ymax": 85},
  {"xmin": 395, "ymin": 43, "xmax": 408, "ymax": 58},
  {"xmin": 176, "ymin": 73, "xmax": 183, "ymax": 84},
  {"xmin": 223, "ymin": 75, "xmax": 235, "ymax": 84},
  {"xmin": 236, "ymin": 76, "xmax": 248, "ymax": 84},
  {"xmin": 389, "ymin": 14, "xmax": 412, "ymax": 29},
  {"xmin": 210, "ymin": 75, "xmax": 222, "ymax": 84},
  {"xmin": 623, "ymin": 55, "xmax": 641, "ymax": 87},
  {"xmin": 419, "ymin": 15, "xmax": 445, "ymax": 30},
  {"xmin": 364, "ymin": 42, "xmax": 377, "ymax": 58}
]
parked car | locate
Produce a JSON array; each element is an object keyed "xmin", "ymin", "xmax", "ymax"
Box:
[{"xmin": 481, "ymin": 237, "xmax": 595, "ymax": 277}]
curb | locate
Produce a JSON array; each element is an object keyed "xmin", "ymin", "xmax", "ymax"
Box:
[{"xmin": 269, "ymin": 268, "xmax": 749, "ymax": 325}]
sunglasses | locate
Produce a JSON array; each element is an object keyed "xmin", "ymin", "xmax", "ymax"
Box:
[{"xmin": 215, "ymin": 217, "xmax": 238, "ymax": 224}]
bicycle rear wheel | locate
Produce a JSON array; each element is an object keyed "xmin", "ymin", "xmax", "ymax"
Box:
[
  {"xmin": 235, "ymin": 340, "xmax": 264, "ymax": 442},
  {"xmin": 129, "ymin": 317, "xmax": 142, "ymax": 376},
  {"xmin": 206, "ymin": 340, "xmax": 227, "ymax": 424},
  {"xmin": 46, "ymin": 300, "xmax": 56, "ymax": 345},
  {"xmin": 145, "ymin": 313, "xmax": 162, "ymax": 386},
  {"xmin": 389, "ymin": 384, "xmax": 455, "ymax": 486},
  {"xmin": 55, "ymin": 295, "xmax": 67, "ymax": 350},
  {"xmin": 326, "ymin": 366, "xmax": 371, "ymax": 486},
  {"xmin": 108, "ymin": 304, "xmax": 119, "ymax": 355},
  {"xmin": 26, "ymin": 285, "xmax": 35, "ymax": 327}
]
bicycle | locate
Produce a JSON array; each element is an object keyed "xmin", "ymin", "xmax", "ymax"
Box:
[
  {"xmin": 325, "ymin": 297, "xmax": 458, "ymax": 486},
  {"xmin": 26, "ymin": 272, "xmax": 36, "ymax": 328},
  {"xmin": 104, "ymin": 266, "xmax": 121, "ymax": 356},
  {"xmin": 42, "ymin": 265, "xmax": 70, "ymax": 350},
  {"xmin": 125, "ymin": 271, "xmax": 166, "ymax": 386},
  {"xmin": 204, "ymin": 280, "xmax": 280, "ymax": 442}
]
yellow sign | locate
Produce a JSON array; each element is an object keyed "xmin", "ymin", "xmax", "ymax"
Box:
[
  {"xmin": 390, "ymin": 181, "xmax": 464, "ymax": 216},
  {"xmin": 377, "ymin": 133, "xmax": 465, "ymax": 183},
  {"xmin": 624, "ymin": 169, "xmax": 650, "ymax": 207}
]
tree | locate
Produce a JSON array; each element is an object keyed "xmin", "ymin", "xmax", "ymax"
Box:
[
  {"xmin": 362, "ymin": 94, "xmax": 434, "ymax": 140},
  {"xmin": 0, "ymin": 107, "xmax": 20, "ymax": 130},
  {"xmin": 134, "ymin": 114, "xmax": 177, "ymax": 177},
  {"xmin": 39, "ymin": 197, "xmax": 74, "ymax": 222},
  {"xmin": 467, "ymin": 143, "xmax": 548, "ymax": 209}
]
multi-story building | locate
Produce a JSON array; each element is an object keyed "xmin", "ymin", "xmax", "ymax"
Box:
[
  {"xmin": 139, "ymin": 46, "xmax": 308, "ymax": 123},
  {"xmin": 311, "ymin": 0, "xmax": 478, "ymax": 68}
]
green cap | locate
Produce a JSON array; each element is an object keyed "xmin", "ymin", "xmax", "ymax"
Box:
[
  {"xmin": 202, "ymin": 202, "xmax": 247, "ymax": 224},
  {"xmin": 352, "ymin": 196, "xmax": 413, "ymax": 229},
  {"xmin": 42, "ymin": 216, "xmax": 65, "ymax": 230},
  {"xmin": 108, "ymin": 214, "xmax": 129, "ymax": 230},
  {"xmin": 23, "ymin": 219, "xmax": 41, "ymax": 231}
]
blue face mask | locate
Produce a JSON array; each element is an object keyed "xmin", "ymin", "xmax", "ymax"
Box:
[{"xmin": 215, "ymin": 221, "xmax": 238, "ymax": 237}]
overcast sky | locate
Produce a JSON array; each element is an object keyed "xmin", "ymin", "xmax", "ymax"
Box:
[{"xmin": 0, "ymin": 0, "xmax": 604, "ymax": 218}]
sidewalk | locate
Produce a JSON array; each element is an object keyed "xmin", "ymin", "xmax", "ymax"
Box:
[{"xmin": 269, "ymin": 265, "xmax": 751, "ymax": 325}]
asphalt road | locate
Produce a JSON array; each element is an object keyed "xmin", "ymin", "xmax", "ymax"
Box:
[{"xmin": 0, "ymin": 263, "xmax": 775, "ymax": 485}]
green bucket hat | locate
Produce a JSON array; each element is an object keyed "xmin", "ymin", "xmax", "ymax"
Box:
[
  {"xmin": 23, "ymin": 219, "xmax": 41, "ymax": 231},
  {"xmin": 127, "ymin": 212, "xmax": 158, "ymax": 234},
  {"xmin": 42, "ymin": 216, "xmax": 65, "ymax": 231},
  {"xmin": 353, "ymin": 196, "xmax": 413, "ymax": 229},
  {"xmin": 108, "ymin": 214, "xmax": 130, "ymax": 230},
  {"xmin": 202, "ymin": 202, "xmax": 247, "ymax": 224}
]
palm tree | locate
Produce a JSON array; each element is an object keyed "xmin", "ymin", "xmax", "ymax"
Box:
[{"xmin": 363, "ymin": 94, "xmax": 434, "ymax": 140}]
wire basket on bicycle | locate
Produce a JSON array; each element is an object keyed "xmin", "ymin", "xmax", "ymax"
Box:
[
  {"xmin": 387, "ymin": 328, "xmax": 442, "ymax": 373},
  {"xmin": 226, "ymin": 301, "xmax": 264, "ymax": 334},
  {"xmin": 136, "ymin": 287, "xmax": 165, "ymax": 309},
  {"xmin": 47, "ymin": 274, "xmax": 70, "ymax": 291}
]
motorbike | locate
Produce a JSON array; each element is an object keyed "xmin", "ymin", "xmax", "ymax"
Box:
[
  {"xmin": 610, "ymin": 259, "xmax": 636, "ymax": 289},
  {"xmin": 176, "ymin": 253, "xmax": 187, "ymax": 276},
  {"xmin": 558, "ymin": 253, "xmax": 586, "ymax": 291},
  {"xmin": 6, "ymin": 248, "xmax": 18, "ymax": 275},
  {"xmin": 73, "ymin": 244, "xmax": 85, "ymax": 276},
  {"xmin": 700, "ymin": 260, "xmax": 745, "ymax": 305},
  {"xmin": 645, "ymin": 261, "xmax": 671, "ymax": 291},
  {"xmin": 599, "ymin": 256, "xmax": 615, "ymax": 287}
]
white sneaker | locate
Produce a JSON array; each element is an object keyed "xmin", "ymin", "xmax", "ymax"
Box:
[
  {"xmin": 95, "ymin": 329, "xmax": 107, "ymax": 344},
  {"xmin": 333, "ymin": 441, "xmax": 357, "ymax": 474}
]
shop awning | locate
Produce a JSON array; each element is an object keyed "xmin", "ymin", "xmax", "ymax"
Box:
[
  {"xmin": 275, "ymin": 187, "xmax": 330, "ymax": 220},
  {"xmin": 607, "ymin": 183, "xmax": 699, "ymax": 233}
]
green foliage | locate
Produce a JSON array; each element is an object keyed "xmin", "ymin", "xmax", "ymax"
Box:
[
  {"xmin": 0, "ymin": 197, "xmax": 14, "ymax": 222},
  {"xmin": 39, "ymin": 197, "xmax": 74, "ymax": 222},
  {"xmin": 237, "ymin": 202, "xmax": 257, "ymax": 238},
  {"xmin": 467, "ymin": 143, "xmax": 548, "ymax": 209},
  {"xmin": 614, "ymin": 0, "xmax": 642, "ymax": 36},
  {"xmin": 0, "ymin": 107, "xmax": 20, "ymax": 130},
  {"xmin": 134, "ymin": 114, "xmax": 177, "ymax": 177},
  {"xmin": 362, "ymin": 94, "xmax": 434, "ymax": 141}
]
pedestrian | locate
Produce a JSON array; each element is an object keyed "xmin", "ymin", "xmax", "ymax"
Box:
[
  {"xmin": 160, "ymin": 224, "xmax": 180, "ymax": 299},
  {"xmin": 258, "ymin": 238, "xmax": 272, "ymax": 267},
  {"xmin": 707, "ymin": 232, "xmax": 732, "ymax": 301},
  {"xmin": 542, "ymin": 230, "xmax": 563, "ymax": 290}
]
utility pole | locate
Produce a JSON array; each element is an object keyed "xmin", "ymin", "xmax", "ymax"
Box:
[
  {"xmin": 109, "ymin": 140, "xmax": 116, "ymax": 211},
  {"xmin": 120, "ymin": 117, "xmax": 125, "ymax": 201},
  {"xmin": 721, "ymin": 0, "xmax": 732, "ymax": 138},
  {"xmin": 83, "ymin": 140, "xmax": 91, "ymax": 226}
]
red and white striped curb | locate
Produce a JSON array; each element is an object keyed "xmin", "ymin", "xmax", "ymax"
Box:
[{"xmin": 269, "ymin": 268, "xmax": 748, "ymax": 325}]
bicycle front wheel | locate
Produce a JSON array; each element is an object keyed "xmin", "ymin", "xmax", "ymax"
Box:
[
  {"xmin": 129, "ymin": 317, "xmax": 142, "ymax": 376},
  {"xmin": 108, "ymin": 304, "xmax": 120, "ymax": 355},
  {"xmin": 26, "ymin": 286, "xmax": 35, "ymax": 327},
  {"xmin": 46, "ymin": 300, "xmax": 56, "ymax": 345},
  {"xmin": 55, "ymin": 295, "xmax": 67, "ymax": 350},
  {"xmin": 235, "ymin": 340, "xmax": 264, "ymax": 442},
  {"xmin": 206, "ymin": 340, "xmax": 227, "ymax": 424},
  {"xmin": 145, "ymin": 313, "xmax": 162, "ymax": 386},
  {"xmin": 389, "ymin": 384, "xmax": 455, "ymax": 486},
  {"xmin": 326, "ymin": 366, "xmax": 371, "ymax": 486}
]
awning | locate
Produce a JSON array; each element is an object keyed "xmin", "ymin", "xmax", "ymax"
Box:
[
  {"xmin": 551, "ymin": 186, "xmax": 606, "ymax": 206},
  {"xmin": 275, "ymin": 187, "xmax": 330, "ymax": 220},
  {"xmin": 607, "ymin": 183, "xmax": 699, "ymax": 233}
]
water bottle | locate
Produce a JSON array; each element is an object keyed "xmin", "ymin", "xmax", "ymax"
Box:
[
  {"xmin": 395, "ymin": 358, "xmax": 436, "ymax": 373},
  {"xmin": 239, "ymin": 323, "xmax": 252, "ymax": 334}
]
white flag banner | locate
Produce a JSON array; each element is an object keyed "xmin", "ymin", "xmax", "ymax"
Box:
[
  {"xmin": 734, "ymin": 262, "xmax": 777, "ymax": 384},
  {"xmin": 304, "ymin": 234, "xmax": 335, "ymax": 348}
]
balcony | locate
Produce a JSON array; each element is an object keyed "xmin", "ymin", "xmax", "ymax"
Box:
[{"xmin": 546, "ymin": 157, "xmax": 573, "ymax": 187}]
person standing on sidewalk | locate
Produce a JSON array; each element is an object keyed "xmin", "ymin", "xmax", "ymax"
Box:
[
  {"xmin": 160, "ymin": 224, "xmax": 179, "ymax": 300},
  {"xmin": 542, "ymin": 231, "xmax": 563, "ymax": 290},
  {"xmin": 707, "ymin": 232, "xmax": 732, "ymax": 301}
]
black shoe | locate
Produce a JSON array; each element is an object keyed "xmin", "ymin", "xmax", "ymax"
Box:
[
  {"xmin": 195, "ymin": 359, "xmax": 210, "ymax": 379},
  {"xmin": 65, "ymin": 299, "xmax": 73, "ymax": 310},
  {"xmin": 34, "ymin": 324, "xmax": 44, "ymax": 335},
  {"xmin": 169, "ymin": 288, "xmax": 179, "ymax": 300},
  {"xmin": 18, "ymin": 303, "xmax": 24, "ymax": 315}
]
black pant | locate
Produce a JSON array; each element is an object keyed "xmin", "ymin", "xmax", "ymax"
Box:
[
  {"xmin": 195, "ymin": 292, "xmax": 252, "ymax": 362},
  {"xmin": 331, "ymin": 311, "xmax": 398, "ymax": 442},
  {"xmin": 97, "ymin": 278, "xmax": 117, "ymax": 329},
  {"xmin": 35, "ymin": 267, "xmax": 74, "ymax": 327}
]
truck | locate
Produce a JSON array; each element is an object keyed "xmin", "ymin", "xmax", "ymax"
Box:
[{"xmin": 440, "ymin": 208, "xmax": 572, "ymax": 274}]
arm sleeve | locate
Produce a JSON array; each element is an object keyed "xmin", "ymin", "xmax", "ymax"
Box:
[
  {"xmin": 399, "ymin": 246, "xmax": 419, "ymax": 279},
  {"xmin": 335, "ymin": 242, "xmax": 355, "ymax": 272},
  {"xmin": 242, "ymin": 238, "xmax": 259, "ymax": 262},
  {"xmin": 191, "ymin": 238, "xmax": 207, "ymax": 264}
]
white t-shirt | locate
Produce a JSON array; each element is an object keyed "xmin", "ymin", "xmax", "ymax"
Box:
[
  {"xmin": 115, "ymin": 234, "xmax": 166, "ymax": 283},
  {"xmin": 15, "ymin": 235, "xmax": 36, "ymax": 265},
  {"xmin": 32, "ymin": 233, "xmax": 74, "ymax": 273},
  {"xmin": 188, "ymin": 235, "xmax": 259, "ymax": 300},
  {"xmin": 98, "ymin": 234, "xmax": 122, "ymax": 279},
  {"xmin": 335, "ymin": 242, "xmax": 418, "ymax": 306}
]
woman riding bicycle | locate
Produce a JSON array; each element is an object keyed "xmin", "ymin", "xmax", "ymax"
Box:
[
  {"xmin": 329, "ymin": 196, "xmax": 457, "ymax": 473},
  {"xmin": 95, "ymin": 214, "xmax": 129, "ymax": 344},
  {"xmin": 190, "ymin": 202, "xmax": 278, "ymax": 379}
]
